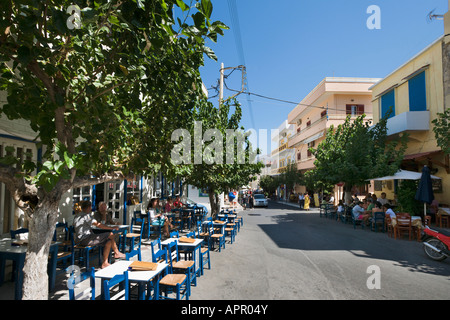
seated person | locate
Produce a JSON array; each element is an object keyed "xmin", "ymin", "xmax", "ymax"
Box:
[
  {"xmin": 336, "ymin": 200, "xmax": 345, "ymax": 216},
  {"xmin": 383, "ymin": 203, "xmax": 396, "ymax": 219},
  {"xmin": 371, "ymin": 201, "xmax": 384, "ymax": 213},
  {"xmin": 73, "ymin": 200, "xmax": 125, "ymax": 269},
  {"xmin": 148, "ymin": 198, "xmax": 174, "ymax": 238},
  {"xmin": 94, "ymin": 201, "xmax": 117, "ymax": 225},
  {"xmin": 173, "ymin": 196, "xmax": 183, "ymax": 208},
  {"xmin": 352, "ymin": 201, "xmax": 371, "ymax": 224},
  {"xmin": 377, "ymin": 192, "xmax": 389, "ymax": 206},
  {"xmin": 164, "ymin": 197, "xmax": 174, "ymax": 213}
]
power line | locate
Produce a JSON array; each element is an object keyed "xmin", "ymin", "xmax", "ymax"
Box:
[{"xmin": 227, "ymin": 0, "xmax": 256, "ymax": 128}]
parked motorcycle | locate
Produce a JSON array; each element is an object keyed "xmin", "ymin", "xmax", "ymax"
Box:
[{"xmin": 422, "ymin": 226, "xmax": 450, "ymax": 261}]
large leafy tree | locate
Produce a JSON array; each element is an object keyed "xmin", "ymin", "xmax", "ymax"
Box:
[
  {"xmin": 0, "ymin": 0, "xmax": 226, "ymax": 299},
  {"xmin": 432, "ymin": 108, "xmax": 450, "ymax": 156},
  {"xmin": 178, "ymin": 99, "xmax": 263, "ymax": 218},
  {"xmin": 311, "ymin": 114, "xmax": 408, "ymax": 202}
]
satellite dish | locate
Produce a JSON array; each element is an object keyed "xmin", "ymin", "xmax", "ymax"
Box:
[{"xmin": 427, "ymin": 8, "xmax": 444, "ymax": 23}]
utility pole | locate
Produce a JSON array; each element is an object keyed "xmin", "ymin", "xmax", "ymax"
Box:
[{"xmin": 219, "ymin": 62, "xmax": 224, "ymax": 107}]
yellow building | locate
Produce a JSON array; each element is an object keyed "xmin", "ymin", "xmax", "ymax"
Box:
[{"xmin": 370, "ymin": 31, "xmax": 449, "ymax": 205}]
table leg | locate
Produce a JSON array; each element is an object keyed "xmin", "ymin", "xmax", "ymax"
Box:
[{"xmin": 14, "ymin": 255, "xmax": 25, "ymax": 300}]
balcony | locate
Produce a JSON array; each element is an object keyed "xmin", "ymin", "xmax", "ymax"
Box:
[{"xmin": 386, "ymin": 111, "xmax": 430, "ymax": 136}]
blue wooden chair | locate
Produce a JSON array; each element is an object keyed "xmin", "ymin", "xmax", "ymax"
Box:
[
  {"xmin": 103, "ymin": 270, "xmax": 129, "ymax": 300},
  {"xmin": 9, "ymin": 228, "xmax": 29, "ymax": 281},
  {"xmin": 170, "ymin": 230, "xmax": 179, "ymax": 238},
  {"xmin": 197, "ymin": 230, "xmax": 211, "ymax": 275},
  {"xmin": 224, "ymin": 223, "xmax": 236, "ymax": 244},
  {"xmin": 122, "ymin": 217, "xmax": 145, "ymax": 259},
  {"xmin": 158, "ymin": 273, "xmax": 190, "ymax": 300},
  {"xmin": 150, "ymin": 239, "xmax": 166, "ymax": 263},
  {"xmin": 70, "ymin": 226, "xmax": 101, "ymax": 270},
  {"xmin": 371, "ymin": 211, "xmax": 385, "ymax": 232},
  {"xmin": 352, "ymin": 212, "xmax": 365, "ymax": 229},
  {"xmin": 167, "ymin": 241, "xmax": 196, "ymax": 287},
  {"xmin": 158, "ymin": 241, "xmax": 192, "ymax": 300},
  {"xmin": 53, "ymin": 222, "xmax": 75, "ymax": 274},
  {"xmin": 68, "ymin": 267, "xmax": 96, "ymax": 300},
  {"xmin": 210, "ymin": 222, "xmax": 226, "ymax": 252},
  {"xmin": 10, "ymin": 228, "xmax": 29, "ymax": 239}
]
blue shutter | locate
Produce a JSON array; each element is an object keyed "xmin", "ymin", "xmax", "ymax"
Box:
[
  {"xmin": 408, "ymin": 71, "xmax": 427, "ymax": 111},
  {"xmin": 381, "ymin": 89, "xmax": 395, "ymax": 119}
]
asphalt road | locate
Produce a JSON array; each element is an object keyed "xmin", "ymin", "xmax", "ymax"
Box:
[
  {"xmin": 190, "ymin": 201, "xmax": 450, "ymax": 300},
  {"xmin": 3, "ymin": 201, "xmax": 446, "ymax": 301}
]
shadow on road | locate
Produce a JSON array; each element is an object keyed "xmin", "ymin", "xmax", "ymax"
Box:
[{"xmin": 257, "ymin": 205, "xmax": 450, "ymax": 279}]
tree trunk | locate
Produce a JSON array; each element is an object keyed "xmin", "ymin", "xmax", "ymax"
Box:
[
  {"xmin": 21, "ymin": 198, "xmax": 59, "ymax": 300},
  {"xmin": 208, "ymin": 191, "xmax": 221, "ymax": 220},
  {"xmin": 343, "ymin": 185, "xmax": 353, "ymax": 205}
]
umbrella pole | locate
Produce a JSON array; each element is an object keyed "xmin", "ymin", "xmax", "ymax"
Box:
[{"xmin": 423, "ymin": 203, "xmax": 427, "ymax": 222}]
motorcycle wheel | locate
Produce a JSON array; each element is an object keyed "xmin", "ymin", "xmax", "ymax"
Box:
[{"xmin": 423, "ymin": 238, "xmax": 448, "ymax": 261}]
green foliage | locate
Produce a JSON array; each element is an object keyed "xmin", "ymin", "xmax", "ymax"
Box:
[
  {"xmin": 311, "ymin": 113, "xmax": 408, "ymax": 191},
  {"xmin": 182, "ymin": 99, "xmax": 263, "ymax": 215},
  {"xmin": 0, "ymin": 0, "xmax": 227, "ymax": 195},
  {"xmin": 259, "ymin": 175, "xmax": 279, "ymax": 195},
  {"xmin": 432, "ymin": 109, "xmax": 450, "ymax": 155},
  {"xmin": 397, "ymin": 180, "xmax": 422, "ymax": 216},
  {"xmin": 277, "ymin": 162, "xmax": 302, "ymax": 194}
]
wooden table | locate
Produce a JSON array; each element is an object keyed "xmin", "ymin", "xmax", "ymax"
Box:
[{"xmin": 95, "ymin": 260, "xmax": 168, "ymax": 300}]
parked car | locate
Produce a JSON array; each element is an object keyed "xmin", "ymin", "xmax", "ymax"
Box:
[
  {"xmin": 253, "ymin": 194, "xmax": 268, "ymax": 207},
  {"xmin": 184, "ymin": 198, "xmax": 209, "ymax": 214}
]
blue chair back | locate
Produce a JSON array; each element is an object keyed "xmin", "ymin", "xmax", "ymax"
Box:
[
  {"xmin": 166, "ymin": 240, "xmax": 180, "ymax": 273},
  {"xmin": 170, "ymin": 230, "xmax": 179, "ymax": 238},
  {"xmin": 150, "ymin": 239, "xmax": 166, "ymax": 263},
  {"xmin": 68, "ymin": 267, "xmax": 95, "ymax": 300},
  {"xmin": 103, "ymin": 270, "xmax": 129, "ymax": 300},
  {"xmin": 10, "ymin": 228, "xmax": 29, "ymax": 239}
]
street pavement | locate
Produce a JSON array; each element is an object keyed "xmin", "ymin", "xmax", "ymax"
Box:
[
  {"xmin": 189, "ymin": 201, "xmax": 450, "ymax": 300},
  {"xmin": 2, "ymin": 201, "xmax": 450, "ymax": 300}
]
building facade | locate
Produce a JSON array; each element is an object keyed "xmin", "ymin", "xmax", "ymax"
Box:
[
  {"xmin": 370, "ymin": 33, "xmax": 449, "ymax": 205},
  {"xmin": 287, "ymin": 77, "xmax": 381, "ymax": 195}
]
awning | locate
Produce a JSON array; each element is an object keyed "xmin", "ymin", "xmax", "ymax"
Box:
[
  {"xmin": 403, "ymin": 150, "xmax": 441, "ymax": 161},
  {"xmin": 303, "ymin": 131, "xmax": 324, "ymax": 145}
]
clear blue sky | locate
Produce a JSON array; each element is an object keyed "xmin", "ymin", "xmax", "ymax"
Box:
[{"xmin": 198, "ymin": 0, "xmax": 447, "ymax": 154}]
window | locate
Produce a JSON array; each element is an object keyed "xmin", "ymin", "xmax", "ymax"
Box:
[
  {"xmin": 321, "ymin": 110, "xmax": 327, "ymax": 118},
  {"xmin": 408, "ymin": 71, "xmax": 427, "ymax": 112},
  {"xmin": 307, "ymin": 141, "xmax": 315, "ymax": 157},
  {"xmin": 306, "ymin": 120, "xmax": 311, "ymax": 127},
  {"xmin": 381, "ymin": 89, "xmax": 395, "ymax": 119},
  {"xmin": 346, "ymin": 104, "xmax": 364, "ymax": 116}
]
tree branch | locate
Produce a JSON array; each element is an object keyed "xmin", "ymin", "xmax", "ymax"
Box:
[{"xmin": 72, "ymin": 171, "xmax": 133, "ymax": 189}]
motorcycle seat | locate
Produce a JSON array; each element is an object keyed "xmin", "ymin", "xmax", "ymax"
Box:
[{"xmin": 433, "ymin": 227, "xmax": 450, "ymax": 238}]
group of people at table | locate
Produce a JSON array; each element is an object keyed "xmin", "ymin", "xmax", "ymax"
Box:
[
  {"xmin": 330, "ymin": 192, "xmax": 423, "ymax": 232},
  {"xmin": 72, "ymin": 196, "xmax": 186, "ymax": 269}
]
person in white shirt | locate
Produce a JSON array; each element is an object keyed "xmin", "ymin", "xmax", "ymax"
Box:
[
  {"xmin": 383, "ymin": 203, "xmax": 396, "ymax": 219},
  {"xmin": 298, "ymin": 193, "xmax": 304, "ymax": 209},
  {"xmin": 377, "ymin": 192, "xmax": 389, "ymax": 206}
]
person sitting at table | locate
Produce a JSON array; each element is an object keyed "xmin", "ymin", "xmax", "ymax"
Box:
[
  {"xmin": 377, "ymin": 192, "xmax": 389, "ymax": 206},
  {"xmin": 352, "ymin": 201, "xmax": 371, "ymax": 224},
  {"xmin": 73, "ymin": 200, "xmax": 125, "ymax": 269},
  {"xmin": 148, "ymin": 198, "xmax": 174, "ymax": 238},
  {"xmin": 383, "ymin": 203, "xmax": 396, "ymax": 219},
  {"xmin": 336, "ymin": 200, "xmax": 345, "ymax": 216},
  {"xmin": 371, "ymin": 201, "xmax": 384, "ymax": 213},
  {"xmin": 173, "ymin": 196, "xmax": 183, "ymax": 208},
  {"xmin": 164, "ymin": 197, "xmax": 174, "ymax": 213},
  {"xmin": 94, "ymin": 201, "xmax": 117, "ymax": 225}
]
